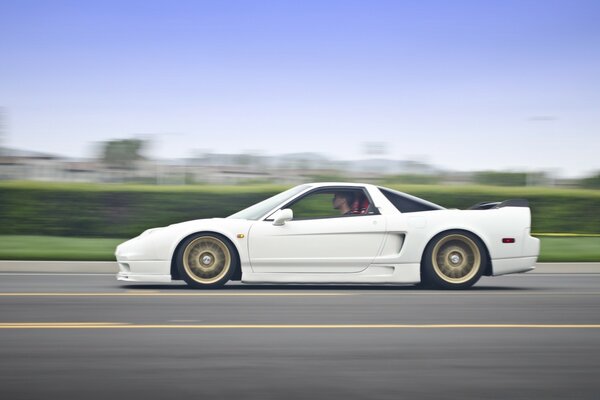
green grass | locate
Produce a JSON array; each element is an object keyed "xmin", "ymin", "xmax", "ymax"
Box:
[
  {"xmin": 0, "ymin": 235, "xmax": 598, "ymax": 263},
  {"xmin": 0, "ymin": 236, "xmax": 126, "ymax": 261},
  {"xmin": 537, "ymin": 237, "xmax": 600, "ymax": 262},
  {"xmin": 1, "ymin": 180, "xmax": 599, "ymax": 197}
]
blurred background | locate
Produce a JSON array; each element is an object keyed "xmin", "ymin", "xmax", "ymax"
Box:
[{"xmin": 0, "ymin": 0, "xmax": 598, "ymax": 261}]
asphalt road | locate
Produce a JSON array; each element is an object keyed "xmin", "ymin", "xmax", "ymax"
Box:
[{"xmin": 1, "ymin": 273, "xmax": 599, "ymax": 399}]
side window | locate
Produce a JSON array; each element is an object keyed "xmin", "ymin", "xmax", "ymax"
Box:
[
  {"xmin": 286, "ymin": 188, "xmax": 374, "ymax": 220},
  {"xmin": 379, "ymin": 188, "xmax": 443, "ymax": 213},
  {"xmin": 291, "ymin": 192, "xmax": 338, "ymax": 219}
]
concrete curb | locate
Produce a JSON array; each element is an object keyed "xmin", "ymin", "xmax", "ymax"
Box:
[
  {"xmin": 0, "ymin": 261, "xmax": 118, "ymax": 273},
  {"xmin": 530, "ymin": 263, "xmax": 600, "ymax": 274},
  {"xmin": 0, "ymin": 261, "xmax": 599, "ymax": 274}
]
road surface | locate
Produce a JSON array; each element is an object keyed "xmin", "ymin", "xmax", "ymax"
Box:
[{"xmin": 0, "ymin": 272, "xmax": 599, "ymax": 399}]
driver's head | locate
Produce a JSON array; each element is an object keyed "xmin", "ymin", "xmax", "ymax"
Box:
[{"xmin": 332, "ymin": 191, "xmax": 354, "ymax": 211}]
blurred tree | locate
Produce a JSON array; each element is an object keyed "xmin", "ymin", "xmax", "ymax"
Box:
[
  {"xmin": 379, "ymin": 174, "xmax": 442, "ymax": 185},
  {"xmin": 474, "ymin": 171, "xmax": 528, "ymax": 186},
  {"xmin": 234, "ymin": 153, "xmax": 253, "ymax": 166},
  {"xmin": 580, "ymin": 172, "xmax": 600, "ymax": 189},
  {"xmin": 101, "ymin": 139, "xmax": 146, "ymax": 170},
  {"xmin": 308, "ymin": 173, "xmax": 348, "ymax": 182}
]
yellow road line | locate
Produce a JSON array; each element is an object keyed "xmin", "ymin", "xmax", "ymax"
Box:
[
  {"xmin": 126, "ymin": 290, "xmax": 161, "ymax": 293},
  {"xmin": 361, "ymin": 292, "xmax": 600, "ymax": 296},
  {"xmin": 1, "ymin": 323, "xmax": 600, "ymax": 329}
]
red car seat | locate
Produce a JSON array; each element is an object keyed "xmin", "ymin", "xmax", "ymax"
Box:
[{"xmin": 350, "ymin": 193, "xmax": 370, "ymax": 215}]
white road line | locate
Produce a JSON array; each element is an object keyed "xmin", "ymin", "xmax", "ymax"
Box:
[{"xmin": 1, "ymin": 323, "xmax": 600, "ymax": 330}]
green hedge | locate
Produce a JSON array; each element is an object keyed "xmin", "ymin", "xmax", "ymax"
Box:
[{"xmin": 0, "ymin": 182, "xmax": 599, "ymax": 238}]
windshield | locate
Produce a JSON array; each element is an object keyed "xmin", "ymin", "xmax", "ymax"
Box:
[{"xmin": 227, "ymin": 185, "xmax": 310, "ymax": 220}]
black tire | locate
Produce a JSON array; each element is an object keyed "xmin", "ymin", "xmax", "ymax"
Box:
[
  {"xmin": 176, "ymin": 233, "xmax": 238, "ymax": 288},
  {"xmin": 421, "ymin": 230, "xmax": 486, "ymax": 290}
]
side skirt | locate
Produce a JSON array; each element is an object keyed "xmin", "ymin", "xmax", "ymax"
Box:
[{"xmin": 241, "ymin": 263, "xmax": 420, "ymax": 284}]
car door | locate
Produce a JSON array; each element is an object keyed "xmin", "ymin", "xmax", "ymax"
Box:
[{"xmin": 247, "ymin": 187, "xmax": 386, "ymax": 273}]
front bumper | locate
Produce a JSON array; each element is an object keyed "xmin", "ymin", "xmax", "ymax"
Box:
[
  {"xmin": 117, "ymin": 272, "xmax": 172, "ymax": 282},
  {"xmin": 115, "ymin": 238, "xmax": 172, "ymax": 282},
  {"xmin": 116, "ymin": 260, "xmax": 172, "ymax": 282}
]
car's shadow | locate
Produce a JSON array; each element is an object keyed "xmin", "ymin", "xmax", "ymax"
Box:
[{"xmin": 119, "ymin": 282, "xmax": 534, "ymax": 291}]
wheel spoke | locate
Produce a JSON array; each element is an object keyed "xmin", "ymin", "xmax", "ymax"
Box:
[
  {"xmin": 431, "ymin": 234, "xmax": 481, "ymax": 284},
  {"xmin": 182, "ymin": 236, "xmax": 231, "ymax": 284}
]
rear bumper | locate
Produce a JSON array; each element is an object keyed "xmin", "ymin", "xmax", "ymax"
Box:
[
  {"xmin": 492, "ymin": 256, "xmax": 537, "ymax": 276},
  {"xmin": 492, "ymin": 234, "xmax": 540, "ymax": 276}
]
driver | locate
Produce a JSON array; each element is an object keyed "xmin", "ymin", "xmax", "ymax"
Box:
[{"xmin": 332, "ymin": 191, "xmax": 355, "ymax": 215}]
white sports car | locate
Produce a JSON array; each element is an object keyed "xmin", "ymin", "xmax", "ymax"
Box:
[{"xmin": 115, "ymin": 182, "xmax": 540, "ymax": 289}]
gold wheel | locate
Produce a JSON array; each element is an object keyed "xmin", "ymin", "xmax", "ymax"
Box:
[
  {"xmin": 431, "ymin": 234, "xmax": 481, "ymax": 284},
  {"xmin": 182, "ymin": 236, "xmax": 231, "ymax": 285}
]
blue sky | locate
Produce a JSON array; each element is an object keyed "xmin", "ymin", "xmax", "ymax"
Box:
[{"xmin": 1, "ymin": 0, "xmax": 599, "ymax": 176}]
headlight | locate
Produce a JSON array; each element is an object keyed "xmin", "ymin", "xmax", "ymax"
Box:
[{"xmin": 140, "ymin": 228, "xmax": 161, "ymax": 237}]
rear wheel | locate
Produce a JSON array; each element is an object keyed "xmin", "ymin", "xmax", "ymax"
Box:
[
  {"xmin": 422, "ymin": 231, "xmax": 485, "ymax": 289},
  {"xmin": 176, "ymin": 233, "xmax": 238, "ymax": 288}
]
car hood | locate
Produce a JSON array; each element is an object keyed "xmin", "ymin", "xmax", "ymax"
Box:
[{"xmin": 120, "ymin": 217, "xmax": 254, "ymax": 261}]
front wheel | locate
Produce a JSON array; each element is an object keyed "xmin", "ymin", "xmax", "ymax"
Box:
[
  {"xmin": 421, "ymin": 231, "xmax": 486, "ymax": 289},
  {"xmin": 176, "ymin": 233, "xmax": 238, "ymax": 288}
]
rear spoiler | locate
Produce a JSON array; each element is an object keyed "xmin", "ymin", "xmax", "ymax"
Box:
[{"xmin": 468, "ymin": 199, "xmax": 529, "ymax": 210}]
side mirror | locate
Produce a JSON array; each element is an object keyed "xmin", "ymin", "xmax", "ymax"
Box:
[{"xmin": 272, "ymin": 209, "xmax": 293, "ymax": 226}]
